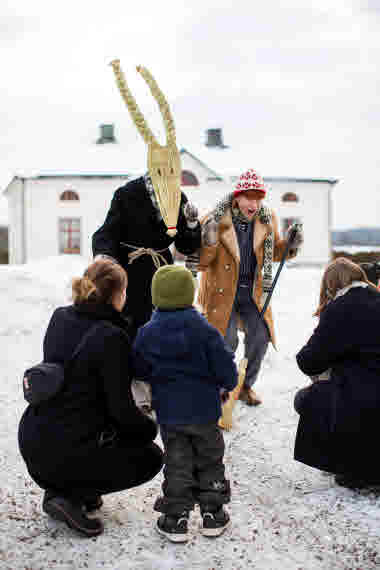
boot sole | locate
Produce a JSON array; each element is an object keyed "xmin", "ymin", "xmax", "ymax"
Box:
[
  {"xmin": 201, "ymin": 519, "xmax": 231, "ymax": 537},
  {"xmin": 43, "ymin": 502, "xmax": 104, "ymax": 537},
  {"xmin": 155, "ymin": 524, "xmax": 189, "ymax": 543}
]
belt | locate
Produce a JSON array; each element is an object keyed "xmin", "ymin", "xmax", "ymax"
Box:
[{"xmin": 120, "ymin": 242, "xmax": 168, "ymax": 269}]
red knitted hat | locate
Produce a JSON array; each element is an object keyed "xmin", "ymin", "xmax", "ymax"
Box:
[{"xmin": 234, "ymin": 168, "xmax": 267, "ymax": 197}]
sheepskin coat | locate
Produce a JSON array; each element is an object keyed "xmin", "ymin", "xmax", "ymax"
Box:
[{"xmin": 197, "ymin": 208, "xmax": 297, "ymax": 346}]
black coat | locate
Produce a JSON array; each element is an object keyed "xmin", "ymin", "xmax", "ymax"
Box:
[
  {"xmin": 92, "ymin": 177, "xmax": 201, "ymax": 333},
  {"xmin": 294, "ymin": 286, "xmax": 380, "ymax": 479},
  {"xmin": 18, "ymin": 302, "xmax": 158, "ymax": 478}
]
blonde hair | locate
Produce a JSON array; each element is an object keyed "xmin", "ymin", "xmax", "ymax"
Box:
[
  {"xmin": 72, "ymin": 259, "xmax": 127, "ymax": 306},
  {"xmin": 315, "ymin": 257, "xmax": 377, "ymax": 317}
]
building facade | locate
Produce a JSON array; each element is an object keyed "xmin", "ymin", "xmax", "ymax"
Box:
[{"xmin": 4, "ymin": 126, "xmax": 338, "ymax": 265}]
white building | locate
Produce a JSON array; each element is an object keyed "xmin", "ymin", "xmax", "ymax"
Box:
[{"xmin": 4, "ymin": 126, "xmax": 338, "ymax": 265}]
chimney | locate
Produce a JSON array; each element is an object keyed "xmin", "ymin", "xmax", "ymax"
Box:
[
  {"xmin": 96, "ymin": 124, "xmax": 116, "ymax": 144},
  {"xmin": 205, "ymin": 128, "xmax": 228, "ymax": 148}
]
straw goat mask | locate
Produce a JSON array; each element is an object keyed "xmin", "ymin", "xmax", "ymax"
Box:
[{"xmin": 110, "ymin": 60, "xmax": 181, "ymax": 237}]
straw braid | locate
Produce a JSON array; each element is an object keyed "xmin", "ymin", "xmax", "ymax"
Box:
[
  {"xmin": 109, "ymin": 60, "xmax": 156, "ymax": 145},
  {"xmin": 136, "ymin": 66, "xmax": 176, "ymax": 145}
]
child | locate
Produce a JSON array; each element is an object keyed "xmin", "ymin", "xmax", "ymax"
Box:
[{"xmin": 133, "ymin": 265, "xmax": 238, "ymax": 542}]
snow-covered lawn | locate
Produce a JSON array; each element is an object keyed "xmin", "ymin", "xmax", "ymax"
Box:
[{"xmin": 1, "ymin": 256, "xmax": 380, "ymax": 569}]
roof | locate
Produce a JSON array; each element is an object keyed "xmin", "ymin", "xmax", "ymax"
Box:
[
  {"xmin": 180, "ymin": 146, "xmax": 339, "ymax": 184},
  {"xmin": 3, "ymin": 128, "xmax": 339, "ymax": 195}
]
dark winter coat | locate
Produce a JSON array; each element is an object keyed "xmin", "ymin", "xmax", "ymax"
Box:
[
  {"xmin": 294, "ymin": 285, "xmax": 380, "ymax": 480},
  {"xmin": 92, "ymin": 177, "xmax": 201, "ymax": 334},
  {"xmin": 18, "ymin": 302, "xmax": 158, "ymax": 479},
  {"xmin": 133, "ymin": 307, "xmax": 238, "ymax": 425}
]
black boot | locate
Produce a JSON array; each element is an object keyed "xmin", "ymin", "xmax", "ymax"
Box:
[
  {"xmin": 156, "ymin": 513, "xmax": 189, "ymax": 543},
  {"xmin": 200, "ymin": 507, "xmax": 230, "ymax": 537},
  {"xmin": 84, "ymin": 496, "xmax": 103, "ymax": 512},
  {"xmin": 334, "ymin": 474, "xmax": 369, "ymax": 490},
  {"xmin": 42, "ymin": 493, "xmax": 104, "ymax": 537}
]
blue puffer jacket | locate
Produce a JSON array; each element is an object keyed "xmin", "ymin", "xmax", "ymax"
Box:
[{"xmin": 133, "ymin": 308, "xmax": 237, "ymax": 425}]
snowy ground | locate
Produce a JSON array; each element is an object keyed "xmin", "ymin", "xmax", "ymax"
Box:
[{"xmin": 1, "ymin": 255, "xmax": 380, "ymax": 570}]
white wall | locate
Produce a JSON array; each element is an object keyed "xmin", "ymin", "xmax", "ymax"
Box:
[
  {"xmin": 24, "ymin": 176, "xmax": 129, "ymax": 263},
  {"xmin": 6, "ymin": 178, "xmax": 24, "ymax": 264},
  {"xmin": 268, "ymin": 181, "xmax": 332, "ymax": 264}
]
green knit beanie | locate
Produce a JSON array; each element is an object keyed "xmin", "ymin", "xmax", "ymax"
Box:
[{"xmin": 151, "ymin": 265, "xmax": 195, "ymax": 309}]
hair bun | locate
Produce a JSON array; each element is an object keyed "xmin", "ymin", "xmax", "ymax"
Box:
[{"xmin": 72, "ymin": 276, "xmax": 96, "ymax": 303}]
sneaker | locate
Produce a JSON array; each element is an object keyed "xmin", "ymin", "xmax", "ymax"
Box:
[
  {"xmin": 156, "ymin": 514, "xmax": 189, "ymax": 543},
  {"xmin": 239, "ymin": 386, "xmax": 262, "ymax": 406},
  {"xmin": 201, "ymin": 507, "xmax": 230, "ymax": 537},
  {"xmin": 43, "ymin": 494, "xmax": 104, "ymax": 537}
]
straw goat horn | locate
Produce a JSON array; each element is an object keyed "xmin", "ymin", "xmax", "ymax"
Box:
[
  {"xmin": 136, "ymin": 65, "xmax": 176, "ymax": 146},
  {"xmin": 109, "ymin": 59, "xmax": 156, "ymax": 145}
]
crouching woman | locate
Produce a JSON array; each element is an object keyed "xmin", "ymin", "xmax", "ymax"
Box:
[
  {"xmin": 294, "ymin": 257, "xmax": 380, "ymax": 489},
  {"xmin": 18, "ymin": 259, "xmax": 163, "ymax": 537}
]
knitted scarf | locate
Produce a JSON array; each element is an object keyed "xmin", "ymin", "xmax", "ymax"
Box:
[{"xmin": 213, "ymin": 192, "xmax": 274, "ymax": 297}]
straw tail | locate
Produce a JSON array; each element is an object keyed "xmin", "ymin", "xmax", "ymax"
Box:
[
  {"xmin": 136, "ymin": 66, "xmax": 176, "ymax": 145},
  {"xmin": 109, "ymin": 59, "xmax": 156, "ymax": 145}
]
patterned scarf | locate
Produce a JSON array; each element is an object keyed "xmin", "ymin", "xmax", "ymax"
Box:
[
  {"xmin": 144, "ymin": 173, "xmax": 162, "ymax": 221},
  {"xmin": 213, "ymin": 192, "xmax": 274, "ymax": 297}
]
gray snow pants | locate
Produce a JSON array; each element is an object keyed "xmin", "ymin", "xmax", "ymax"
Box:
[
  {"xmin": 155, "ymin": 423, "xmax": 231, "ymax": 516},
  {"xmin": 225, "ymin": 283, "xmax": 270, "ymax": 388}
]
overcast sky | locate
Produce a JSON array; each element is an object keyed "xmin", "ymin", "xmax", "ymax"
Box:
[{"xmin": 1, "ymin": 0, "xmax": 379, "ymax": 229}]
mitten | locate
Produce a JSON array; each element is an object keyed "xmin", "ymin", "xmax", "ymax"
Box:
[
  {"xmin": 185, "ymin": 251, "xmax": 200, "ymax": 278},
  {"xmin": 202, "ymin": 217, "xmax": 219, "ymax": 247},
  {"xmin": 183, "ymin": 202, "xmax": 199, "ymax": 229},
  {"xmin": 286, "ymin": 223, "xmax": 303, "ymax": 248}
]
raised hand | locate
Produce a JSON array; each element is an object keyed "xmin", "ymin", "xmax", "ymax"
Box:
[
  {"xmin": 183, "ymin": 202, "xmax": 199, "ymax": 228},
  {"xmin": 287, "ymin": 222, "xmax": 303, "ymax": 248}
]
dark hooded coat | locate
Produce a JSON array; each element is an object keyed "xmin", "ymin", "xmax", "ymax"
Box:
[
  {"xmin": 294, "ymin": 285, "xmax": 380, "ymax": 480},
  {"xmin": 18, "ymin": 303, "xmax": 163, "ymax": 497}
]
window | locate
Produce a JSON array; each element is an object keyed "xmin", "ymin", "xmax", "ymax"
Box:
[
  {"xmin": 59, "ymin": 218, "xmax": 81, "ymax": 254},
  {"xmin": 281, "ymin": 217, "xmax": 301, "ymax": 238},
  {"xmin": 282, "ymin": 192, "xmax": 299, "ymax": 203},
  {"xmin": 181, "ymin": 170, "xmax": 199, "ymax": 186},
  {"xmin": 60, "ymin": 190, "xmax": 79, "ymax": 201}
]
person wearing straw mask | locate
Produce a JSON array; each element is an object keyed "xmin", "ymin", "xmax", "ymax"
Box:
[
  {"xmin": 197, "ymin": 168, "xmax": 303, "ymax": 407},
  {"xmin": 93, "ymin": 61, "xmax": 201, "ymax": 339}
]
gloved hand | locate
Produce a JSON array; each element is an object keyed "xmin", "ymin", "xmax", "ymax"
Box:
[
  {"xmin": 183, "ymin": 202, "xmax": 199, "ymax": 229},
  {"xmin": 185, "ymin": 251, "xmax": 200, "ymax": 277},
  {"xmin": 286, "ymin": 222, "xmax": 303, "ymax": 248},
  {"xmin": 202, "ymin": 217, "xmax": 219, "ymax": 247}
]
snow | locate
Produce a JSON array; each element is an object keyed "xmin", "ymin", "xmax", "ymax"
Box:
[{"xmin": 1, "ymin": 256, "xmax": 380, "ymax": 569}]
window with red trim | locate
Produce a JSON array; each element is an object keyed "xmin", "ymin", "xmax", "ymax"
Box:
[{"xmin": 59, "ymin": 218, "xmax": 81, "ymax": 254}]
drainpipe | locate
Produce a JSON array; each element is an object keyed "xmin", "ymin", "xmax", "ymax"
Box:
[{"xmin": 21, "ymin": 177, "xmax": 26, "ymax": 264}]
